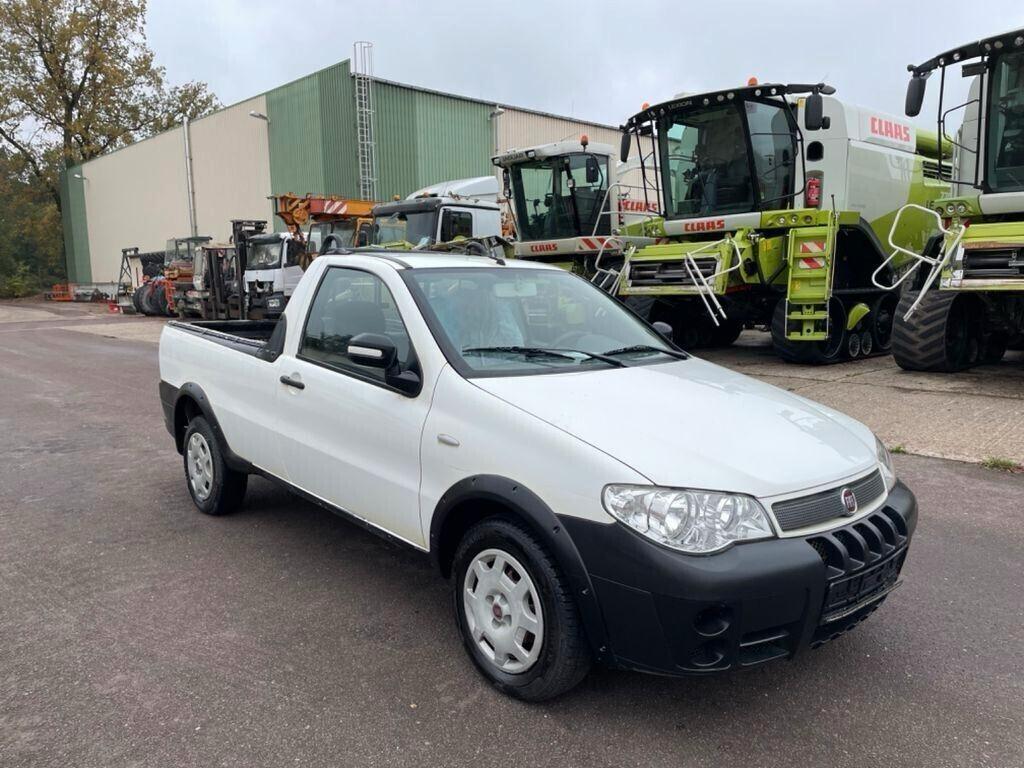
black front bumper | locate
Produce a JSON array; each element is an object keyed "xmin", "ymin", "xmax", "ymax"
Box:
[{"xmin": 560, "ymin": 481, "xmax": 917, "ymax": 675}]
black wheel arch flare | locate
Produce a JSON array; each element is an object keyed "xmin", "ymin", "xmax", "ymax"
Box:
[
  {"xmin": 162, "ymin": 381, "xmax": 254, "ymax": 473},
  {"xmin": 430, "ymin": 474, "xmax": 613, "ymax": 663}
]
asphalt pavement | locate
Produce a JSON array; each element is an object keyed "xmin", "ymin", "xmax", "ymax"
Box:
[{"xmin": 1, "ymin": 304, "xmax": 1022, "ymax": 768}]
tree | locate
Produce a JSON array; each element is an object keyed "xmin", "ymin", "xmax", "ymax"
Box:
[{"xmin": 0, "ymin": 0, "xmax": 220, "ymax": 209}]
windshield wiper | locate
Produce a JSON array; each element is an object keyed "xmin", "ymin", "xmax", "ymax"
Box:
[
  {"xmin": 601, "ymin": 344, "xmax": 689, "ymax": 360},
  {"xmin": 462, "ymin": 346, "xmax": 625, "ymax": 368}
]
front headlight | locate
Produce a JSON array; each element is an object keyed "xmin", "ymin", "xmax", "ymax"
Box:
[
  {"xmin": 601, "ymin": 485, "xmax": 774, "ymax": 554},
  {"xmin": 876, "ymin": 437, "xmax": 897, "ymax": 492}
]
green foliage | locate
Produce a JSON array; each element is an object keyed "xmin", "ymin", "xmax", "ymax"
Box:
[
  {"xmin": 889, "ymin": 444, "xmax": 907, "ymax": 455},
  {"xmin": 0, "ymin": 0, "xmax": 219, "ymax": 282},
  {"xmin": 0, "ymin": 149, "xmax": 64, "ymax": 294},
  {"xmin": 980, "ymin": 456, "xmax": 1023, "ymax": 473}
]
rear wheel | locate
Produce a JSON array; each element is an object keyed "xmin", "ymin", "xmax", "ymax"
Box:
[
  {"xmin": 892, "ymin": 290, "xmax": 979, "ymax": 372},
  {"xmin": 709, "ymin": 319, "xmax": 744, "ymax": 348},
  {"xmin": 771, "ymin": 298, "xmax": 846, "ymax": 364},
  {"xmin": 182, "ymin": 416, "xmax": 247, "ymax": 515},
  {"xmin": 452, "ymin": 518, "xmax": 590, "ymax": 701}
]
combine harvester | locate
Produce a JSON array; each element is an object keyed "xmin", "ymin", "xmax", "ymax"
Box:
[
  {"xmin": 492, "ymin": 136, "xmax": 655, "ymax": 273},
  {"xmin": 884, "ymin": 28, "xmax": 1024, "ymax": 370},
  {"xmin": 607, "ymin": 80, "xmax": 949, "ymax": 361}
]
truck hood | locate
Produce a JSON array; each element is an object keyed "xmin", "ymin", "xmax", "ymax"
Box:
[{"xmin": 472, "ymin": 357, "xmax": 877, "ymax": 499}]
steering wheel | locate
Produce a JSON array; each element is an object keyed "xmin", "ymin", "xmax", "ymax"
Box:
[{"xmin": 551, "ymin": 329, "xmax": 587, "ymax": 348}]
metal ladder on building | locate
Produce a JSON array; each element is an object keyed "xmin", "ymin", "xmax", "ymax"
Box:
[{"xmin": 353, "ymin": 41, "xmax": 378, "ymax": 202}]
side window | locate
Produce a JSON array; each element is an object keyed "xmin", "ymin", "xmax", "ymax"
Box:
[
  {"xmin": 440, "ymin": 209, "xmax": 473, "ymax": 241},
  {"xmin": 300, "ymin": 267, "xmax": 414, "ymax": 383},
  {"xmin": 285, "ymin": 240, "xmax": 303, "ymax": 266}
]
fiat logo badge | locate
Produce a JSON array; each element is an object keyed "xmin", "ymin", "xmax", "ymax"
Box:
[{"xmin": 841, "ymin": 487, "xmax": 858, "ymax": 515}]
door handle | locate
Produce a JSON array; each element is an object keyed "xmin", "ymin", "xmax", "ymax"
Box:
[{"xmin": 279, "ymin": 375, "xmax": 305, "ymax": 390}]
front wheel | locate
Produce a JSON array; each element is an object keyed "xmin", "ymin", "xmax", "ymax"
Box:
[
  {"xmin": 182, "ymin": 416, "xmax": 248, "ymax": 515},
  {"xmin": 452, "ymin": 518, "xmax": 591, "ymax": 701}
]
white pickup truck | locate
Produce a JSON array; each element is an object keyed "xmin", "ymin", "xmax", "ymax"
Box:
[{"xmin": 159, "ymin": 251, "xmax": 917, "ymax": 701}]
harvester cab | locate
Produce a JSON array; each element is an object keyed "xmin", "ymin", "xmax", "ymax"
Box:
[
  {"xmin": 613, "ymin": 81, "xmax": 949, "ymax": 361},
  {"xmin": 880, "ymin": 29, "xmax": 1024, "ymax": 371},
  {"xmin": 492, "ymin": 137, "xmax": 654, "ymax": 276}
]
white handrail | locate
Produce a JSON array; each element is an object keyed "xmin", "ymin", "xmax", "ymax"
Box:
[{"xmin": 873, "ymin": 203, "xmax": 965, "ymax": 319}]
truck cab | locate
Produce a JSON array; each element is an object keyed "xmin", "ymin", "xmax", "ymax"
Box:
[
  {"xmin": 243, "ymin": 232, "xmax": 304, "ymax": 318},
  {"xmin": 369, "ymin": 176, "xmax": 502, "ymax": 248}
]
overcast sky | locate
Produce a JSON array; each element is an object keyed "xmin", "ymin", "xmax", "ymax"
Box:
[{"xmin": 147, "ymin": 0, "xmax": 1024, "ymax": 129}]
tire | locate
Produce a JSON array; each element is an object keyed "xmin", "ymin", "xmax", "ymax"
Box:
[
  {"xmin": 870, "ymin": 293, "xmax": 898, "ymax": 353},
  {"xmin": 771, "ymin": 298, "xmax": 846, "ymax": 364},
  {"xmin": 452, "ymin": 517, "xmax": 591, "ymax": 701},
  {"xmin": 182, "ymin": 416, "xmax": 248, "ymax": 515},
  {"xmin": 622, "ymin": 295, "xmax": 655, "ymax": 322},
  {"xmin": 141, "ymin": 283, "xmax": 161, "ymax": 316},
  {"xmin": 132, "ymin": 285, "xmax": 146, "ymax": 314},
  {"xmin": 891, "ymin": 290, "xmax": 979, "ymax": 372},
  {"xmin": 980, "ymin": 331, "xmax": 1008, "ymax": 365},
  {"xmin": 709, "ymin": 318, "xmax": 743, "ymax": 348}
]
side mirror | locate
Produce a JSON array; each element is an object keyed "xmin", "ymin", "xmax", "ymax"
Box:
[
  {"xmin": 346, "ymin": 332, "xmax": 422, "ymax": 395},
  {"xmin": 805, "ymin": 92, "xmax": 825, "ymax": 131},
  {"xmin": 347, "ymin": 332, "xmax": 397, "ymax": 369},
  {"xmin": 652, "ymin": 320, "xmax": 673, "ymax": 341},
  {"xmin": 356, "ymin": 229, "xmax": 369, "ymax": 247},
  {"xmin": 619, "ymin": 130, "xmax": 631, "ymax": 163},
  {"xmin": 586, "ymin": 156, "xmax": 600, "ymax": 184},
  {"xmin": 905, "ymin": 74, "xmax": 928, "ymax": 117},
  {"xmin": 502, "ymin": 168, "xmax": 511, "ymax": 198}
]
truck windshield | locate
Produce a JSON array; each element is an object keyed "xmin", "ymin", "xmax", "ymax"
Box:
[
  {"xmin": 509, "ymin": 153, "xmax": 611, "ymax": 240},
  {"xmin": 372, "ymin": 211, "xmax": 437, "ymax": 246},
  {"xmin": 247, "ymin": 241, "xmax": 283, "ymax": 269},
  {"xmin": 406, "ymin": 267, "xmax": 678, "ymax": 376},
  {"xmin": 986, "ymin": 50, "xmax": 1024, "ymax": 192},
  {"xmin": 309, "ymin": 220, "xmax": 357, "ymax": 253},
  {"xmin": 659, "ymin": 99, "xmax": 797, "ymax": 219}
]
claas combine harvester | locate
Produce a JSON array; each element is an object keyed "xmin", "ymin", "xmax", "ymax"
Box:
[
  {"xmin": 603, "ymin": 79, "xmax": 951, "ymax": 363},
  {"xmin": 881, "ymin": 28, "xmax": 1024, "ymax": 371}
]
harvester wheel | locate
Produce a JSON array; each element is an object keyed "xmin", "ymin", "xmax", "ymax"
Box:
[
  {"xmin": 622, "ymin": 296, "xmax": 655, "ymax": 322},
  {"xmin": 980, "ymin": 332, "xmax": 1008, "ymax": 365},
  {"xmin": 709, "ymin": 319, "xmax": 743, "ymax": 347},
  {"xmin": 870, "ymin": 293, "xmax": 898, "ymax": 353},
  {"xmin": 771, "ymin": 299, "xmax": 846, "ymax": 365},
  {"xmin": 892, "ymin": 290, "xmax": 979, "ymax": 371}
]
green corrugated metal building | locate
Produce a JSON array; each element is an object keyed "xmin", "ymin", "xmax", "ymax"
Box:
[{"xmin": 61, "ymin": 58, "xmax": 620, "ymax": 283}]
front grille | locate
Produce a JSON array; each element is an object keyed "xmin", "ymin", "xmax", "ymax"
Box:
[
  {"xmin": 807, "ymin": 506, "xmax": 910, "ymax": 646},
  {"xmin": 772, "ymin": 470, "xmax": 886, "ymax": 532},
  {"xmin": 962, "ymin": 248, "xmax": 1024, "ymax": 279},
  {"xmin": 922, "ymin": 159, "xmax": 952, "ymax": 181},
  {"xmin": 628, "ymin": 257, "xmax": 718, "ymax": 287}
]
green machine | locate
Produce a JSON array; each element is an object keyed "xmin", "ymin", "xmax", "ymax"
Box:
[
  {"xmin": 609, "ymin": 81, "xmax": 949, "ymax": 363},
  {"xmin": 885, "ymin": 29, "xmax": 1024, "ymax": 370}
]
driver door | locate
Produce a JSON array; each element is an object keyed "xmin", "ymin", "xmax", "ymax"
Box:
[{"xmin": 274, "ymin": 265, "xmax": 430, "ymax": 546}]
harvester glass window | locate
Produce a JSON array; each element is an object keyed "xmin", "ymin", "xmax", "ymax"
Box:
[
  {"xmin": 987, "ymin": 50, "xmax": 1024, "ymax": 192},
  {"xmin": 659, "ymin": 103, "xmax": 755, "ymax": 218},
  {"xmin": 744, "ymin": 101, "xmax": 797, "ymax": 208},
  {"xmin": 508, "ymin": 153, "xmax": 610, "ymax": 240}
]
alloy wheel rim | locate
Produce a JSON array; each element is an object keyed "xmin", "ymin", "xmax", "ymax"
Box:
[
  {"xmin": 463, "ymin": 548, "xmax": 544, "ymax": 674},
  {"xmin": 186, "ymin": 432, "xmax": 214, "ymax": 501}
]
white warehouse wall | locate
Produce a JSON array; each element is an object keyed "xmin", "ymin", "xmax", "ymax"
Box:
[{"xmin": 81, "ymin": 96, "xmax": 273, "ymax": 282}]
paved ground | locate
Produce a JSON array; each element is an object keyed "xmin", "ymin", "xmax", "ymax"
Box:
[{"xmin": 1, "ymin": 305, "xmax": 1023, "ymax": 767}]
